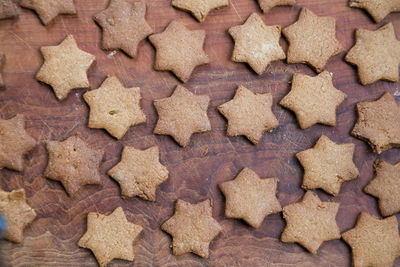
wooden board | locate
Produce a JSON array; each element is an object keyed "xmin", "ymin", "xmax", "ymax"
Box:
[{"xmin": 0, "ymin": 0, "xmax": 400, "ymax": 266}]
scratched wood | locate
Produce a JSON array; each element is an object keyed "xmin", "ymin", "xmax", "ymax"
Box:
[{"xmin": 0, "ymin": 0, "xmax": 399, "ymax": 266}]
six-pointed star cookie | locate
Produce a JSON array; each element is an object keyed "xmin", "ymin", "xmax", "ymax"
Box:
[
  {"xmin": 78, "ymin": 207, "xmax": 143, "ymax": 267},
  {"xmin": 218, "ymin": 85, "xmax": 279, "ymax": 145},
  {"xmin": 172, "ymin": 0, "xmax": 228, "ymax": 22},
  {"xmin": 0, "ymin": 188, "xmax": 36, "ymax": 243},
  {"xmin": 258, "ymin": 0, "xmax": 296, "ymax": 13},
  {"xmin": 229, "ymin": 13, "xmax": 286, "ymax": 75},
  {"xmin": 83, "ymin": 76, "xmax": 146, "ymax": 140},
  {"xmin": 352, "ymin": 92, "xmax": 400, "ymax": 154},
  {"xmin": 108, "ymin": 146, "xmax": 169, "ymax": 201},
  {"xmin": 161, "ymin": 199, "xmax": 222, "ymax": 258},
  {"xmin": 93, "ymin": 0, "xmax": 153, "ymax": 58},
  {"xmin": 342, "ymin": 212, "xmax": 400, "ymax": 267},
  {"xmin": 349, "ymin": 0, "xmax": 400, "ymax": 23},
  {"xmin": 280, "ymin": 71, "xmax": 347, "ymax": 129},
  {"xmin": 0, "ymin": 0, "xmax": 18, "ymax": 19},
  {"xmin": 0, "ymin": 114, "xmax": 36, "ymax": 172},
  {"xmin": 283, "ymin": 8, "xmax": 343, "ymax": 72},
  {"xmin": 37, "ymin": 35, "xmax": 95, "ymax": 101},
  {"xmin": 219, "ymin": 167, "xmax": 282, "ymax": 228},
  {"xmin": 281, "ymin": 191, "xmax": 341, "ymax": 254},
  {"xmin": 0, "ymin": 52, "xmax": 5, "ymax": 89},
  {"xmin": 44, "ymin": 135, "xmax": 103, "ymax": 197},
  {"xmin": 20, "ymin": 0, "xmax": 76, "ymax": 25},
  {"xmin": 149, "ymin": 20, "xmax": 209, "ymax": 82},
  {"xmin": 345, "ymin": 23, "xmax": 400, "ymax": 85},
  {"xmin": 154, "ymin": 85, "xmax": 211, "ymax": 147}
]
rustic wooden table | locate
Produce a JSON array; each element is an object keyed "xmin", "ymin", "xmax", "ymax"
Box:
[{"xmin": 0, "ymin": 0, "xmax": 399, "ymax": 266}]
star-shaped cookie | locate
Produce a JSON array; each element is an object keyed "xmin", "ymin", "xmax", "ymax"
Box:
[
  {"xmin": 171, "ymin": 0, "xmax": 228, "ymax": 22},
  {"xmin": 258, "ymin": 0, "xmax": 296, "ymax": 13},
  {"xmin": 364, "ymin": 159, "xmax": 400, "ymax": 217},
  {"xmin": 349, "ymin": 0, "xmax": 400, "ymax": 23},
  {"xmin": 19, "ymin": 0, "xmax": 76, "ymax": 25},
  {"xmin": 0, "ymin": 114, "xmax": 36, "ymax": 172},
  {"xmin": 83, "ymin": 76, "xmax": 146, "ymax": 140},
  {"xmin": 345, "ymin": 23, "xmax": 400, "ymax": 85},
  {"xmin": 93, "ymin": 0, "xmax": 153, "ymax": 58},
  {"xmin": 218, "ymin": 85, "xmax": 279, "ymax": 145},
  {"xmin": 282, "ymin": 8, "xmax": 343, "ymax": 72},
  {"xmin": 154, "ymin": 85, "xmax": 211, "ymax": 147},
  {"xmin": 37, "ymin": 35, "xmax": 95, "ymax": 101},
  {"xmin": 0, "ymin": 188, "xmax": 36, "ymax": 243},
  {"xmin": 149, "ymin": 20, "xmax": 209, "ymax": 82},
  {"xmin": 161, "ymin": 199, "xmax": 222, "ymax": 258},
  {"xmin": 352, "ymin": 92, "xmax": 400, "ymax": 154},
  {"xmin": 281, "ymin": 191, "xmax": 341, "ymax": 254},
  {"xmin": 108, "ymin": 146, "xmax": 169, "ymax": 201},
  {"xmin": 78, "ymin": 207, "xmax": 143, "ymax": 267},
  {"xmin": 229, "ymin": 13, "xmax": 286, "ymax": 75},
  {"xmin": 296, "ymin": 135, "xmax": 359, "ymax": 196},
  {"xmin": 280, "ymin": 71, "xmax": 347, "ymax": 129},
  {"xmin": 0, "ymin": 52, "xmax": 5, "ymax": 89},
  {"xmin": 342, "ymin": 212, "xmax": 400, "ymax": 267},
  {"xmin": 219, "ymin": 167, "xmax": 282, "ymax": 228},
  {"xmin": 44, "ymin": 135, "xmax": 103, "ymax": 197},
  {"xmin": 0, "ymin": 0, "xmax": 18, "ymax": 20}
]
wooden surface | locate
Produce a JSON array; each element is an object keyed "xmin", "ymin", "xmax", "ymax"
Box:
[{"xmin": 0, "ymin": 0, "xmax": 400, "ymax": 266}]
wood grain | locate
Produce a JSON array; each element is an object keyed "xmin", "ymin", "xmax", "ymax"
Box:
[{"xmin": 0, "ymin": 0, "xmax": 399, "ymax": 266}]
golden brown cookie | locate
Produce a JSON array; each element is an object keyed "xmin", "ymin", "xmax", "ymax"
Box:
[
  {"xmin": 0, "ymin": 188, "xmax": 36, "ymax": 243},
  {"xmin": 258, "ymin": 0, "xmax": 295, "ymax": 13},
  {"xmin": 0, "ymin": 52, "xmax": 5, "ymax": 89},
  {"xmin": 218, "ymin": 85, "xmax": 279, "ymax": 145},
  {"xmin": 342, "ymin": 212, "xmax": 400, "ymax": 267},
  {"xmin": 280, "ymin": 71, "xmax": 347, "ymax": 129},
  {"xmin": 37, "ymin": 35, "xmax": 95, "ymax": 101},
  {"xmin": 229, "ymin": 13, "xmax": 286, "ymax": 75},
  {"xmin": 108, "ymin": 146, "xmax": 169, "ymax": 201},
  {"xmin": 349, "ymin": 0, "xmax": 400, "ymax": 23},
  {"xmin": 19, "ymin": 0, "xmax": 76, "ymax": 25},
  {"xmin": 282, "ymin": 8, "xmax": 343, "ymax": 72},
  {"xmin": 0, "ymin": 114, "xmax": 36, "ymax": 172},
  {"xmin": 219, "ymin": 167, "xmax": 281, "ymax": 228},
  {"xmin": 161, "ymin": 199, "xmax": 222, "ymax": 258},
  {"xmin": 0, "ymin": 0, "xmax": 18, "ymax": 19},
  {"xmin": 83, "ymin": 76, "xmax": 146, "ymax": 140},
  {"xmin": 93, "ymin": 0, "xmax": 153, "ymax": 58},
  {"xmin": 352, "ymin": 92, "xmax": 400, "ymax": 154},
  {"xmin": 149, "ymin": 20, "xmax": 209, "ymax": 82},
  {"xmin": 171, "ymin": 0, "xmax": 228, "ymax": 22},
  {"xmin": 44, "ymin": 135, "xmax": 103, "ymax": 197},
  {"xmin": 281, "ymin": 191, "xmax": 341, "ymax": 254},
  {"xmin": 345, "ymin": 23, "xmax": 400, "ymax": 85},
  {"xmin": 78, "ymin": 207, "xmax": 143, "ymax": 267},
  {"xmin": 154, "ymin": 85, "xmax": 211, "ymax": 147}
]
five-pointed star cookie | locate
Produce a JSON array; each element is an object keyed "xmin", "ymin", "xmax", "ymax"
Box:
[
  {"xmin": 93, "ymin": 0, "xmax": 153, "ymax": 58},
  {"xmin": 78, "ymin": 207, "xmax": 143, "ymax": 267},
  {"xmin": 19, "ymin": 0, "xmax": 76, "ymax": 25},
  {"xmin": 281, "ymin": 191, "xmax": 341, "ymax": 254},
  {"xmin": 229, "ymin": 13, "xmax": 286, "ymax": 75},
  {"xmin": 280, "ymin": 71, "xmax": 347, "ymax": 129},
  {"xmin": 44, "ymin": 135, "xmax": 104, "ymax": 197},
  {"xmin": 364, "ymin": 159, "xmax": 400, "ymax": 217},
  {"xmin": 161, "ymin": 199, "xmax": 222, "ymax": 258},
  {"xmin": 0, "ymin": 114, "xmax": 36, "ymax": 172},
  {"xmin": 342, "ymin": 212, "xmax": 400, "ymax": 267},
  {"xmin": 349, "ymin": 0, "xmax": 400, "ymax": 23},
  {"xmin": 283, "ymin": 8, "xmax": 344, "ymax": 72},
  {"xmin": 218, "ymin": 85, "xmax": 279, "ymax": 145},
  {"xmin": 108, "ymin": 146, "xmax": 169, "ymax": 201},
  {"xmin": 83, "ymin": 76, "xmax": 146, "ymax": 140},
  {"xmin": 219, "ymin": 167, "xmax": 282, "ymax": 228},
  {"xmin": 0, "ymin": 188, "xmax": 36, "ymax": 243},
  {"xmin": 0, "ymin": 0, "xmax": 18, "ymax": 20},
  {"xmin": 153, "ymin": 85, "xmax": 211, "ymax": 147},
  {"xmin": 352, "ymin": 92, "xmax": 400, "ymax": 154},
  {"xmin": 345, "ymin": 23, "xmax": 400, "ymax": 85},
  {"xmin": 258, "ymin": 0, "xmax": 296, "ymax": 13},
  {"xmin": 171, "ymin": 0, "xmax": 228, "ymax": 22},
  {"xmin": 36, "ymin": 35, "xmax": 95, "ymax": 101},
  {"xmin": 149, "ymin": 20, "xmax": 209, "ymax": 82},
  {"xmin": 0, "ymin": 52, "xmax": 5, "ymax": 89}
]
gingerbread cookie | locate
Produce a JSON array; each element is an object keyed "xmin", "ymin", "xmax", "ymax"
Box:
[
  {"xmin": 19, "ymin": 0, "xmax": 76, "ymax": 25},
  {"xmin": 349, "ymin": 0, "xmax": 400, "ymax": 23},
  {"xmin": 149, "ymin": 20, "xmax": 209, "ymax": 82},
  {"xmin": 258, "ymin": 0, "xmax": 295, "ymax": 13},
  {"xmin": 0, "ymin": 52, "xmax": 5, "ymax": 89},
  {"xmin": 172, "ymin": 0, "xmax": 228, "ymax": 22},
  {"xmin": 0, "ymin": 0, "xmax": 18, "ymax": 19},
  {"xmin": 229, "ymin": 13, "xmax": 286, "ymax": 75}
]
